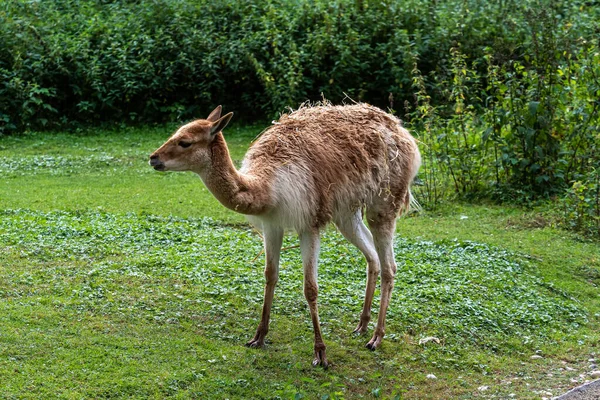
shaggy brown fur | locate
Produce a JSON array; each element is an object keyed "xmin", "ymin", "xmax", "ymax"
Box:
[
  {"xmin": 149, "ymin": 103, "xmax": 421, "ymax": 368},
  {"xmin": 243, "ymin": 103, "xmax": 419, "ymax": 228}
]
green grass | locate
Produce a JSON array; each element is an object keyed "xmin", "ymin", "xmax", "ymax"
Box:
[
  {"xmin": 1, "ymin": 126, "xmax": 599, "ymax": 399},
  {"xmin": 0, "ymin": 124, "xmax": 256, "ymax": 221}
]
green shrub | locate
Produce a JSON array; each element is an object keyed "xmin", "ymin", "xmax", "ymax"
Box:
[
  {"xmin": 1, "ymin": 0, "xmax": 597, "ymax": 133},
  {"xmin": 408, "ymin": 38, "xmax": 599, "ymax": 206},
  {"xmin": 561, "ymin": 170, "xmax": 600, "ymax": 237}
]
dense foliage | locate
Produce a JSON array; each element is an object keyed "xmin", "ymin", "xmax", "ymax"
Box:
[
  {"xmin": 1, "ymin": 0, "xmax": 599, "ymax": 233},
  {"xmin": 409, "ymin": 35, "xmax": 600, "ymax": 221},
  {"xmin": 1, "ymin": 0, "xmax": 596, "ymax": 128}
]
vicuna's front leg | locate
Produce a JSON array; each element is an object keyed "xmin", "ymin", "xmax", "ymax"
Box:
[
  {"xmin": 246, "ymin": 225, "xmax": 283, "ymax": 348},
  {"xmin": 299, "ymin": 229, "xmax": 328, "ymax": 368}
]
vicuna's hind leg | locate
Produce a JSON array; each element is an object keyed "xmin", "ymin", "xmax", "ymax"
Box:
[
  {"xmin": 246, "ymin": 225, "xmax": 283, "ymax": 348},
  {"xmin": 299, "ymin": 229, "xmax": 328, "ymax": 368},
  {"xmin": 365, "ymin": 212, "xmax": 398, "ymax": 350},
  {"xmin": 334, "ymin": 211, "xmax": 380, "ymax": 334}
]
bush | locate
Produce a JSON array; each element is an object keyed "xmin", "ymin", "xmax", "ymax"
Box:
[
  {"xmin": 407, "ymin": 35, "xmax": 600, "ymax": 206},
  {"xmin": 1, "ymin": 0, "xmax": 597, "ymax": 133},
  {"xmin": 561, "ymin": 170, "xmax": 600, "ymax": 237}
]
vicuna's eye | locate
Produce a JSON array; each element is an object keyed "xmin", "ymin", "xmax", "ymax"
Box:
[{"xmin": 179, "ymin": 141, "xmax": 192, "ymax": 148}]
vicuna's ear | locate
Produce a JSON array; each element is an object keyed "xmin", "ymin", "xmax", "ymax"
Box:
[
  {"xmin": 210, "ymin": 112, "xmax": 233, "ymax": 136},
  {"xmin": 206, "ymin": 105, "xmax": 223, "ymax": 122}
]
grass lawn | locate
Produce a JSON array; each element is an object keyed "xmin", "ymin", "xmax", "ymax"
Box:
[{"xmin": 1, "ymin": 125, "xmax": 599, "ymax": 399}]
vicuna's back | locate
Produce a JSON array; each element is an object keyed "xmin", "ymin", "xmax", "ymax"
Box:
[{"xmin": 242, "ymin": 104, "xmax": 421, "ymax": 229}]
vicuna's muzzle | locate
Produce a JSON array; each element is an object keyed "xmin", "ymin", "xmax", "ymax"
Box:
[{"xmin": 149, "ymin": 154, "xmax": 164, "ymax": 171}]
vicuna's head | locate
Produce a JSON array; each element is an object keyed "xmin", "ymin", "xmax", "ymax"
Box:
[{"xmin": 149, "ymin": 106, "xmax": 233, "ymax": 172}]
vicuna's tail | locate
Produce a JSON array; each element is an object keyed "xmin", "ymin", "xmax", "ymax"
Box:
[
  {"xmin": 400, "ymin": 187, "xmax": 421, "ymax": 215},
  {"xmin": 408, "ymin": 189, "xmax": 421, "ymax": 213},
  {"xmin": 402, "ymin": 140, "xmax": 422, "ymax": 215}
]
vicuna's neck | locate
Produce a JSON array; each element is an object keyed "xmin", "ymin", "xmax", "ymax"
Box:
[{"xmin": 196, "ymin": 133, "xmax": 271, "ymax": 215}]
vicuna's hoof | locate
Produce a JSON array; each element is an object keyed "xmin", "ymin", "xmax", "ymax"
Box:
[
  {"xmin": 352, "ymin": 322, "xmax": 369, "ymax": 335},
  {"xmin": 365, "ymin": 335, "xmax": 382, "ymax": 350},
  {"xmin": 245, "ymin": 338, "xmax": 265, "ymax": 348},
  {"xmin": 312, "ymin": 348, "xmax": 329, "ymax": 369},
  {"xmin": 245, "ymin": 328, "xmax": 268, "ymax": 348}
]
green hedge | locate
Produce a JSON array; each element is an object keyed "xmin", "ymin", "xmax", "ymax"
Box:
[{"xmin": 1, "ymin": 0, "xmax": 597, "ymax": 132}]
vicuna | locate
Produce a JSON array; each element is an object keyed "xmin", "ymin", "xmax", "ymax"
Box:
[{"xmin": 149, "ymin": 103, "xmax": 421, "ymax": 367}]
